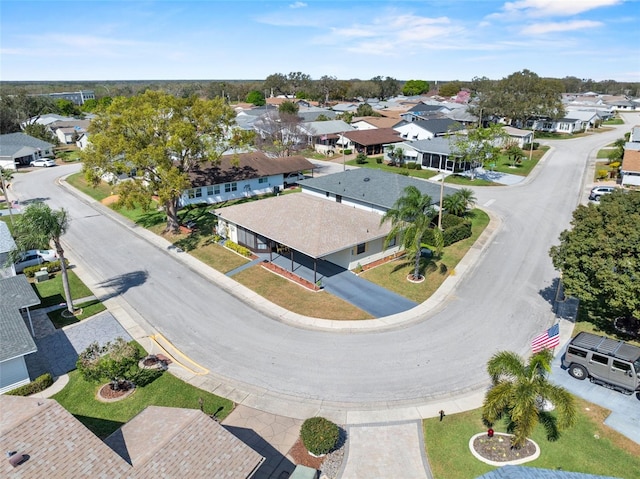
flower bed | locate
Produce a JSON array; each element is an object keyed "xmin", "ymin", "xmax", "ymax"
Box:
[{"xmin": 261, "ymin": 261, "xmax": 320, "ymax": 291}]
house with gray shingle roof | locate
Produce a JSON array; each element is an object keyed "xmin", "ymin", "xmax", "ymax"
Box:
[
  {"xmin": 394, "ymin": 118, "xmax": 463, "ymax": 141},
  {"xmin": 0, "ymin": 133, "xmax": 55, "ymax": 169},
  {"xmin": 0, "ymin": 221, "xmax": 17, "ymax": 279},
  {"xmin": 0, "ymin": 274, "xmax": 40, "ymax": 393},
  {"xmin": 0, "ymin": 396, "xmax": 265, "ymax": 477},
  {"xmin": 214, "ymin": 169, "xmax": 457, "ymax": 271}
]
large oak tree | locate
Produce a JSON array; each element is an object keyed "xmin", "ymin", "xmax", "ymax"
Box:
[
  {"xmin": 83, "ymin": 90, "xmax": 251, "ymax": 233},
  {"xmin": 549, "ymin": 190, "xmax": 640, "ymax": 322}
]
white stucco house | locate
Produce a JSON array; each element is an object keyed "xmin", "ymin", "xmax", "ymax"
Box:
[{"xmin": 393, "ymin": 118, "xmax": 462, "ymax": 141}]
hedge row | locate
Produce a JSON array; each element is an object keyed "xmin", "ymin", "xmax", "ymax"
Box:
[
  {"xmin": 6, "ymin": 373, "xmax": 54, "ymax": 396},
  {"xmin": 23, "ymin": 259, "xmax": 69, "ymax": 278},
  {"xmin": 423, "ymin": 214, "xmax": 472, "ymax": 247},
  {"xmin": 225, "ymin": 240, "xmax": 252, "ymax": 257}
]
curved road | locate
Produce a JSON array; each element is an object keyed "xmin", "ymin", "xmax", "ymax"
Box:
[{"xmin": 11, "ymin": 116, "xmax": 637, "ymax": 412}]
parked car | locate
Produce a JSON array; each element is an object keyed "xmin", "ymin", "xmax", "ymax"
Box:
[
  {"xmin": 562, "ymin": 332, "xmax": 640, "ymax": 395},
  {"xmin": 284, "ymin": 172, "xmax": 305, "ymax": 187},
  {"xmin": 14, "ymin": 249, "xmax": 57, "ymax": 273},
  {"xmin": 588, "ymin": 185, "xmax": 616, "ymax": 201},
  {"xmin": 30, "ymin": 158, "xmax": 57, "ymax": 167}
]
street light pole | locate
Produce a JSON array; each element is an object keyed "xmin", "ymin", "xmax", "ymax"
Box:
[
  {"xmin": 342, "ymin": 131, "xmax": 346, "ymax": 171},
  {"xmin": 529, "ymin": 127, "xmax": 535, "ymax": 161},
  {"xmin": 438, "ymin": 171, "xmax": 445, "ymax": 230}
]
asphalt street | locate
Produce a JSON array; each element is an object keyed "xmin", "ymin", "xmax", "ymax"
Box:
[{"xmin": 10, "ymin": 114, "xmax": 638, "ymax": 412}]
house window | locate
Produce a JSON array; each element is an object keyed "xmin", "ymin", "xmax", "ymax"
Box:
[
  {"xmin": 387, "ymin": 236, "xmax": 396, "ymax": 248},
  {"xmin": 258, "ymin": 177, "xmax": 268, "ymax": 184},
  {"xmin": 187, "ymin": 189, "xmax": 196, "ymax": 199},
  {"xmin": 224, "ymin": 182, "xmax": 238, "ymax": 193},
  {"xmin": 356, "ymin": 243, "xmax": 366, "ymax": 254},
  {"xmin": 194, "ymin": 188, "xmax": 202, "ymax": 198},
  {"xmin": 207, "ymin": 186, "xmax": 215, "ymax": 195}
]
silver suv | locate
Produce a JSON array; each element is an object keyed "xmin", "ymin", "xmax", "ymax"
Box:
[
  {"xmin": 588, "ymin": 186, "xmax": 616, "ymax": 201},
  {"xmin": 562, "ymin": 332, "xmax": 640, "ymax": 395}
]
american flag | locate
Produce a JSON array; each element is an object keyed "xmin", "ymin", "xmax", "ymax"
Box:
[{"xmin": 531, "ymin": 323, "xmax": 560, "ymax": 353}]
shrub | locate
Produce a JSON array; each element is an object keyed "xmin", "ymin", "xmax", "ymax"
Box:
[
  {"xmin": 225, "ymin": 240, "xmax": 252, "ymax": 257},
  {"xmin": 609, "ymin": 161, "xmax": 621, "ymax": 169},
  {"xmin": 131, "ymin": 367, "xmax": 163, "ymax": 387},
  {"xmin": 343, "ymin": 149, "xmax": 352, "ymax": 155},
  {"xmin": 523, "ymin": 142, "xmax": 539, "ymax": 151},
  {"xmin": 23, "ymin": 259, "xmax": 70, "ymax": 278},
  {"xmin": 6, "ymin": 373, "xmax": 54, "ymax": 396},
  {"xmin": 375, "ymin": 157, "xmax": 383, "ymax": 164},
  {"xmin": 355, "ymin": 153, "xmax": 368, "ymax": 164},
  {"xmin": 76, "ymin": 338, "xmax": 141, "ymax": 383},
  {"xmin": 422, "ymin": 215, "xmax": 472, "ymax": 247},
  {"xmin": 597, "ymin": 169, "xmax": 609, "ymax": 180},
  {"xmin": 300, "ymin": 417, "xmax": 339, "ymax": 456}
]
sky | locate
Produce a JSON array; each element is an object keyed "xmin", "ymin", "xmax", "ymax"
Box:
[{"xmin": 1, "ymin": 0, "xmax": 639, "ymax": 82}]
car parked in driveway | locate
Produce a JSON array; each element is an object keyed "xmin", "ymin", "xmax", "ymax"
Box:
[
  {"xmin": 30, "ymin": 158, "xmax": 57, "ymax": 167},
  {"xmin": 14, "ymin": 249, "xmax": 57, "ymax": 273},
  {"xmin": 588, "ymin": 185, "xmax": 616, "ymax": 201}
]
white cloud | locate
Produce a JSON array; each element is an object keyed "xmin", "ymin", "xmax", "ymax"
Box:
[
  {"xmin": 498, "ymin": 0, "xmax": 623, "ymax": 17},
  {"xmin": 522, "ymin": 20, "xmax": 603, "ymax": 34},
  {"xmin": 289, "ymin": 1, "xmax": 307, "ymax": 8}
]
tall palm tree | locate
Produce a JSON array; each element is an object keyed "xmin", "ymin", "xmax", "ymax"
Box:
[
  {"xmin": 13, "ymin": 202, "xmax": 74, "ymax": 314},
  {"xmin": 381, "ymin": 186, "xmax": 437, "ymax": 281},
  {"xmin": 443, "ymin": 192, "xmax": 467, "ymax": 217},
  {"xmin": 482, "ymin": 349, "xmax": 577, "ymax": 448},
  {"xmin": 457, "ymin": 188, "xmax": 476, "ymax": 210}
]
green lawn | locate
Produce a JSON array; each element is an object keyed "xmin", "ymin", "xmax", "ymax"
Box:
[
  {"xmin": 66, "ymin": 172, "xmax": 113, "ymax": 202},
  {"xmin": 444, "ymin": 175, "xmax": 501, "ymax": 186},
  {"xmin": 32, "ymin": 269, "xmax": 93, "ymax": 308},
  {"xmin": 597, "ymin": 148, "xmax": 614, "ymax": 159},
  {"xmin": 424, "ymin": 399, "xmax": 640, "ymax": 479},
  {"xmin": 603, "ymin": 118, "xmax": 624, "ymax": 125},
  {"xmin": 361, "ymin": 209, "xmax": 490, "ymax": 303},
  {"xmin": 47, "ymin": 299, "xmax": 107, "ymax": 328},
  {"xmin": 53, "ymin": 369, "xmax": 234, "ymax": 438}
]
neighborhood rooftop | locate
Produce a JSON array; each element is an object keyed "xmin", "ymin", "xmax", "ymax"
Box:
[
  {"xmin": 214, "ymin": 193, "xmax": 393, "ymax": 258},
  {"xmin": 298, "ymin": 168, "xmax": 457, "ymax": 210},
  {"xmin": 0, "ymin": 275, "xmax": 39, "ymax": 363}
]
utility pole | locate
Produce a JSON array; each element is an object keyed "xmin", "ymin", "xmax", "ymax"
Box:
[{"xmin": 438, "ymin": 171, "xmax": 445, "ymax": 230}]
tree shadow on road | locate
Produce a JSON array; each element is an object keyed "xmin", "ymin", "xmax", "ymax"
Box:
[{"xmin": 97, "ymin": 270, "xmax": 148, "ymax": 300}]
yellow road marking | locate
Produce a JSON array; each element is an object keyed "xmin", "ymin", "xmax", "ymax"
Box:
[{"xmin": 150, "ymin": 333, "xmax": 209, "ymax": 375}]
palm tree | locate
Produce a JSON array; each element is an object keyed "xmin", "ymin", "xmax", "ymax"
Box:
[
  {"xmin": 457, "ymin": 188, "xmax": 476, "ymax": 210},
  {"xmin": 443, "ymin": 192, "xmax": 467, "ymax": 217},
  {"xmin": 381, "ymin": 186, "xmax": 437, "ymax": 281},
  {"xmin": 13, "ymin": 202, "xmax": 74, "ymax": 314},
  {"xmin": 482, "ymin": 349, "xmax": 577, "ymax": 448}
]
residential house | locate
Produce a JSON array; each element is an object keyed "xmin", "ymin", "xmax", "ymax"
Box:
[
  {"xmin": 0, "ymin": 396, "xmax": 264, "ymax": 477},
  {"xmin": 75, "ymin": 132, "xmax": 90, "ymax": 150},
  {"xmin": 300, "ymin": 119, "xmax": 354, "ymax": 154},
  {"xmin": 49, "ymin": 119, "xmax": 91, "ymax": 144},
  {"xmin": 0, "ymin": 274, "xmax": 40, "ymax": 394},
  {"xmin": 620, "ymin": 149, "xmax": 640, "ymax": 187},
  {"xmin": 341, "ymin": 128, "xmax": 403, "ymax": 156},
  {"xmin": 0, "ymin": 133, "xmax": 55, "ymax": 169},
  {"xmin": 297, "ymin": 106, "xmax": 337, "ymax": 122},
  {"xmin": 214, "ymin": 168, "xmax": 457, "ymax": 272},
  {"xmin": 529, "ymin": 117, "xmax": 583, "ymax": 134},
  {"xmin": 180, "ymin": 151, "xmax": 314, "ymax": 207},
  {"xmin": 350, "ymin": 116, "xmax": 400, "ymax": 130},
  {"xmin": 394, "ymin": 118, "xmax": 463, "ymax": 141},
  {"xmin": 629, "ymin": 126, "xmax": 640, "ymax": 143},
  {"xmin": 502, "ymin": 126, "xmax": 534, "ymax": 148},
  {"xmin": 20, "ymin": 114, "xmax": 72, "ymax": 129},
  {"xmin": 400, "ymin": 103, "xmax": 451, "ymax": 123}
]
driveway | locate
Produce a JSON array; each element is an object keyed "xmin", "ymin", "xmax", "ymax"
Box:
[{"xmin": 550, "ymin": 349, "xmax": 640, "ymax": 444}]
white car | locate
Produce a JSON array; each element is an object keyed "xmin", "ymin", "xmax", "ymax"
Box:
[
  {"xmin": 30, "ymin": 158, "xmax": 57, "ymax": 167},
  {"xmin": 14, "ymin": 249, "xmax": 57, "ymax": 273}
]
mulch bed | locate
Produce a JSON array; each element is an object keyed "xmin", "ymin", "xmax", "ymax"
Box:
[
  {"xmin": 288, "ymin": 438, "xmax": 325, "ymax": 470},
  {"xmin": 472, "ymin": 434, "xmax": 537, "ymax": 462},
  {"xmin": 96, "ymin": 382, "xmax": 135, "ymax": 402}
]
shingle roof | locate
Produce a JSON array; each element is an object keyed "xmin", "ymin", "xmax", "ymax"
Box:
[
  {"xmin": 410, "ymin": 137, "xmax": 454, "ymax": 155},
  {"xmin": 104, "ymin": 406, "xmax": 264, "ymax": 478},
  {"xmin": 622, "ymin": 149, "xmax": 640, "ymax": 173},
  {"xmin": 352, "ymin": 116, "xmax": 401, "ymax": 129},
  {"xmin": 302, "ymin": 119, "xmax": 354, "ymax": 136},
  {"xmin": 475, "ymin": 465, "xmax": 622, "ymax": 479},
  {"xmin": 0, "ymin": 275, "xmax": 39, "ymax": 362},
  {"xmin": 299, "ymin": 168, "xmax": 457, "ymax": 210},
  {"xmin": 187, "ymin": 152, "xmax": 314, "ymax": 187},
  {"xmin": 343, "ymin": 128, "xmax": 403, "ymax": 146},
  {"xmin": 0, "ymin": 132, "xmax": 55, "ymax": 150},
  {"xmin": 214, "ymin": 193, "xmax": 393, "ymax": 258},
  {"xmin": 0, "ymin": 396, "xmax": 132, "ymax": 477},
  {"xmin": 0, "ymin": 221, "xmax": 16, "ymax": 254},
  {"xmin": 402, "ymin": 118, "xmax": 463, "ymax": 135}
]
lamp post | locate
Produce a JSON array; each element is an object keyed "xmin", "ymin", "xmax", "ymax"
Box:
[
  {"xmin": 529, "ymin": 127, "xmax": 535, "ymax": 161},
  {"xmin": 438, "ymin": 169, "xmax": 445, "ymax": 230},
  {"xmin": 342, "ymin": 131, "xmax": 346, "ymax": 171}
]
